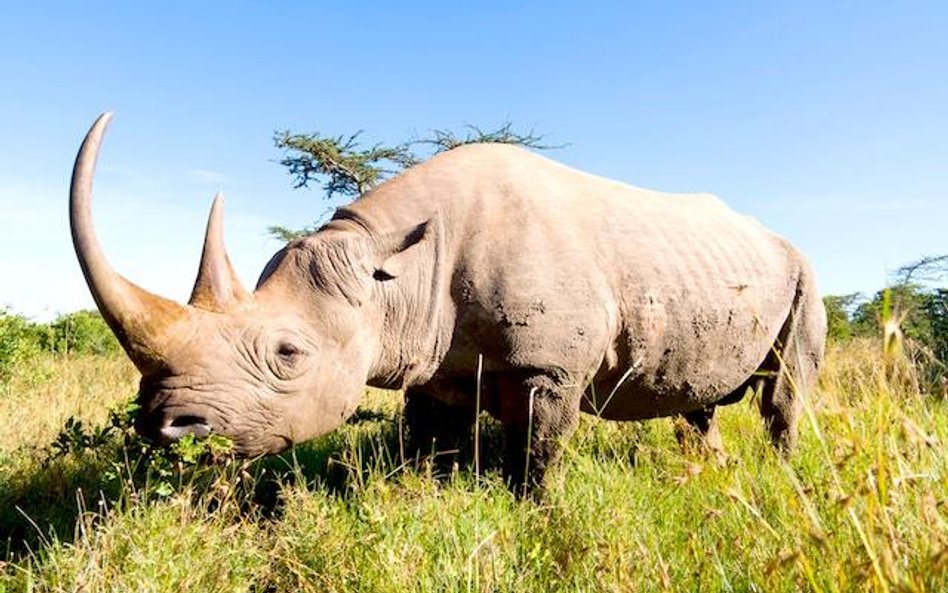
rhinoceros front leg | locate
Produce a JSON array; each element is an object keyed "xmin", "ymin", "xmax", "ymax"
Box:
[
  {"xmin": 497, "ymin": 371, "xmax": 582, "ymax": 496},
  {"xmin": 403, "ymin": 388, "xmax": 474, "ymax": 476},
  {"xmin": 674, "ymin": 406, "xmax": 727, "ymax": 465}
]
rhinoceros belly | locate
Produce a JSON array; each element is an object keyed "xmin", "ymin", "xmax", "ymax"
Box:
[{"xmin": 583, "ymin": 210, "xmax": 798, "ymax": 420}]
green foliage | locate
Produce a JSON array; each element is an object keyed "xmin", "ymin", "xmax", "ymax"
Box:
[
  {"xmin": 42, "ymin": 310, "xmax": 119, "ymax": 355},
  {"xmin": 265, "ymin": 223, "xmax": 319, "ymax": 244},
  {"xmin": 0, "ymin": 310, "xmax": 42, "ymax": 383},
  {"xmin": 822, "ymin": 293, "xmax": 859, "ymax": 341},
  {"xmin": 274, "ymin": 130, "xmax": 419, "ymax": 197},
  {"xmin": 0, "ymin": 310, "xmax": 118, "ymax": 384},
  {"xmin": 47, "ymin": 399, "xmax": 236, "ymax": 501},
  {"xmin": 271, "ymin": 123, "xmax": 554, "ymax": 242},
  {"xmin": 887, "ymin": 253, "xmax": 948, "ymax": 365},
  {"xmin": 826, "ymin": 284, "xmax": 948, "ymax": 390},
  {"xmin": 928, "ymin": 288, "xmax": 948, "ymax": 364},
  {"xmin": 851, "ymin": 284, "xmax": 935, "ymax": 344}
]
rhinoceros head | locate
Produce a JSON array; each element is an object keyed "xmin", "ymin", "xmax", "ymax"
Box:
[{"xmin": 70, "ymin": 113, "xmax": 418, "ymax": 456}]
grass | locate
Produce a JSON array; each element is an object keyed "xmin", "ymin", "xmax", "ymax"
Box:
[{"xmin": 0, "ymin": 339, "xmax": 946, "ymax": 592}]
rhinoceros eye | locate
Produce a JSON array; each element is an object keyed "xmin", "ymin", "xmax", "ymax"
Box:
[
  {"xmin": 265, "ymin": 340, "xmax": 307, "ymax": 382},
  {"xmin": 276, "ymin": 342, "xmax": 303, "ymax": 363},
  {"xmin": 263, "ymin": 331, "xmax": 311, "ymax": 382}
]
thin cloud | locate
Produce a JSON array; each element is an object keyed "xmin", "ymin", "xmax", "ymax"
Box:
[{"xmin": 189, "ymin": 169, "xmax": 228, "ymax": 185}]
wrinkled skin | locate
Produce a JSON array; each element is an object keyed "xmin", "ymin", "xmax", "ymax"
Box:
[
  {"xmin": 71, "ymin": 114, "xmax": 827, "ymax": 493},
  {"xmin": 134, "ymin": 305, "xmax": 372, "ymax": 455}
]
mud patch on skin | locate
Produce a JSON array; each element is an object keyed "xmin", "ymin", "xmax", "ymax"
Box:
[{"xmin": 496, "ymin": 299, "xmax": 546, "ymax": 327}]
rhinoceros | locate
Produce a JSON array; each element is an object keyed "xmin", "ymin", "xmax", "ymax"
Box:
[{"xmin": 70, "ymin": 113, "xmax": 826, "ymax": 492}]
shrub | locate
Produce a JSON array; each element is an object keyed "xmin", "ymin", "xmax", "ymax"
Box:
[
  {"xmin": 0, "ymin": 309, "xmax": 43, "ymax": 383},
  {"xmin": 42, "ymin": 310, "xmax": 120, "ymax": 356},
  {"xmin": 823, "ymin": 294, "xmax": 859, "ymax": 341}
]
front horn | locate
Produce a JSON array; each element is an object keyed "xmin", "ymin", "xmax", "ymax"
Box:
[{"xmin": 70, "ymin": 112, "xmax": 191, "ymax": 374}]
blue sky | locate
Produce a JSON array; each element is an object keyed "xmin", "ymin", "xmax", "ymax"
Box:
[{"xmin": 1, "ymin": 2, "xmax": 946, "ymax": 319}]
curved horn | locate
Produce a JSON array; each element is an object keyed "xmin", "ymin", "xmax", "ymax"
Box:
[
  {"xmin": 70, "ymin": 112, "xmax": 190, "ymax": 373},
  {"xmin": 189, "ymin": 193, "xmax": 251, "ymax": 311}
]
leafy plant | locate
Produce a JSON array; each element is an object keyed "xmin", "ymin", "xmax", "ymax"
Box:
[
  {"xmin": 42, "ymin": 310, "xmax": 119, "ymax": 356},
  {"xmin": 826, "ymin": 283, "xmax": 948, "ymax": 393},
  {"xmin": 0, "ymin": 309, "xmax": 42, "ymax": 383},
  {"xmin": 48, "ymin": 398, "xmax": 236, "ymax": 500},
  {"xmin": 823, "ymin": 294, "xmax": 860, "ymax": 341}
]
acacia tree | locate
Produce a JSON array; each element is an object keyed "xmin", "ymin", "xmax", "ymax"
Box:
[
  {"xmin": 825, "ymin": 254, "xmax": 948, "ymax": 387},
  {"xmin": 850, "ymin": 284, "xmax": 936, "ymax": 346},
  {"xmin": 826, "ymin": 256, "xmax": 948, "ymax": 340},
  {"xmin": 271, "ymin": 124, "xmax": 555, "ymax": 241}
]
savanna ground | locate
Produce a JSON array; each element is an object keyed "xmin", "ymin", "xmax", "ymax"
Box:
[{"xmin": 0, "ymin": 335, "xmax": 946, "ymax": 592}]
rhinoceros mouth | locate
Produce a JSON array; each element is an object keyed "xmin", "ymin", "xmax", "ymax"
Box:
[
  {"xmin": 160, "ymin": 415, "xmax": 213, "ymax": 442},
  {"xmin": 135, "ymin": 409, "xmax": 214, "ymax": 446}
]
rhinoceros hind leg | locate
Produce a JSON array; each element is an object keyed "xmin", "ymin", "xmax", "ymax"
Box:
[
  {"xmin": 403, "ymin": 388, "xmax": 474, "ymax": 476},
  {"xmin": 758, "ymin": 269, "xmax": 825, "ymax": 454},
  {"xmin": 497, "ymin": 371, "xmax": 582, "ymax": 497}
]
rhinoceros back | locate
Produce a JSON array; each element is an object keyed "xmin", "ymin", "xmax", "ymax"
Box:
[{"xmin": 336, "ymin": 144, "xmax": 807, "ymax": 418}]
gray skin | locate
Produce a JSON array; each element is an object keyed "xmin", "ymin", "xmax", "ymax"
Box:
[{"xmin": 71, "ymin": 113, "xmax": 827, "ymax": 493}]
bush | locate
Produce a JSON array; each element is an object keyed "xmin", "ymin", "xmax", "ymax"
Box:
[
  {"xmin": 0, "ymin": 309, "xmax": 120, "ymax": 383},
  {"xmin": 823, "ymin": 294, "xmax": 859, "ymax": 341},
  {"xmin": 826, "ymin": 286, "xmax": 948, "ymax": 392},
  {"xmin": 42, "ymin": 310, "xmax": 120, "ymax": 356},
  {"xmin": 0, "ymin": 309, "xmax": 43, "ymax": 383}
]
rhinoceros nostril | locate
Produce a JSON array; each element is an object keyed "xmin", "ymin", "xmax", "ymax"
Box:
[
  {"xmin": 160, "ymin": 415, "xmax": 212, "ymax": 441},
  {"xmin": 170, "ymin": 415, "xmax": 208, "ymax": 428}
]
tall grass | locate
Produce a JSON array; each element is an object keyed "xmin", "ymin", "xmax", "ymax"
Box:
[{"xmin": 1, "ymin": 336, "xmax": 946, "ymax": 591}]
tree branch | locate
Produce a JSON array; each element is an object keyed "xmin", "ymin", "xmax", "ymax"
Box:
[
  {"xmin": 894, "ymin": 255, "xmax": 948, "ymax": 285},
  {"xmin": 271, "ymin": 122, "xmax": 559, "ymax": 242}
]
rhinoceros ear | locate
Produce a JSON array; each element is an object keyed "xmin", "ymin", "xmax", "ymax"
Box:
[{"xmin": 372, "ymin": 219, "xmax": 433, "ymax": 281}]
